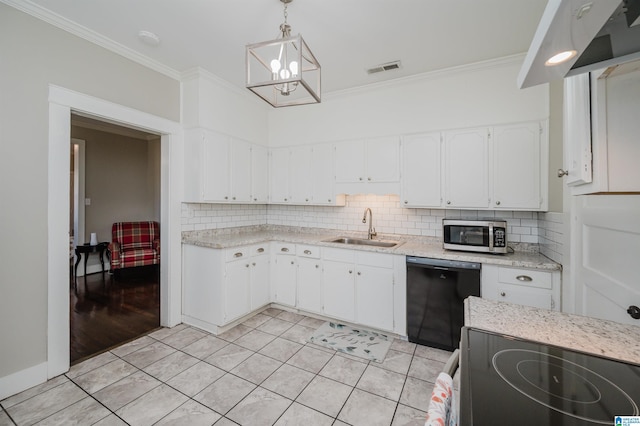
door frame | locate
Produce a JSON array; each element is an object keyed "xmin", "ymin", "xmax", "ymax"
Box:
[
  {"xmin": 48, "ymin": 85, "xmax": 184, "ymax": 378},
  {"xmin": 71, "ymin": 138, "xmax": 85, "ymax": 275}
]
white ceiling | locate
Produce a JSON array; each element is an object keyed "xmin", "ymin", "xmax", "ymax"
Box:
[{"xmin": 14, "ymin": 0, "xmax": 548, "ymax": 93}]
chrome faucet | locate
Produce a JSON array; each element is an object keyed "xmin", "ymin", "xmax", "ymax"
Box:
[{"xmin": 362, "ymin": 208, "xmax": 377, "ymax": 240}]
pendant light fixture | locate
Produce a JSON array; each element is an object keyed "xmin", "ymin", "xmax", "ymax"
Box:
[{"xmin": 246, "ymin": 0, "xmax": 321, "ymax": 107}]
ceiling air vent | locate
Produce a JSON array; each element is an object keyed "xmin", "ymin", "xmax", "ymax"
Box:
[{"xmin": 366, "ymin": 61, "xmax": 402, "ymax": 75}]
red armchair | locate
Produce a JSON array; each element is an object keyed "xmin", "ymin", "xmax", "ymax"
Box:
[{"xmin": 109, "ymin": 221, "xmax": 160, "ymax": 272}]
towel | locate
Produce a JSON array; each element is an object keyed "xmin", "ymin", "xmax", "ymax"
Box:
[{"xmin": 425, "ymin": 372, "xmax": 457, "ymax": 426}]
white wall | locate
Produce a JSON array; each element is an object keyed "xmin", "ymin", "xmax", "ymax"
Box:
[
  {"xmin": 268, "ymin": 56, "xmax": 549, "ymax": 146},
  {"xmin": 0, "ymin": 2, "xmax": 179, "ymax": 383}
]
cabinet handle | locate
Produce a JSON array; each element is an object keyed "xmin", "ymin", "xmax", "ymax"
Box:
[
  {"xmin": 281, "ymin": 247, "xmax": 289, "ymax": 252},
  {"xmin": 516, "ymin": 275, "xmax": 533, "ymax": 282},
  {"xmin": 252, "ymin": 262, "xmax": 256, "ymax": 266},
  {"xmin": 234, "ymin": 252, "xmax": 243, "ymax": 258},
  {"xmin": 367, "ymin": 177, "xmax": 371, "ymax": 181},
  {"xmin": 224, "ymin": 196, "xmax": 229, "ymax": 200},
  {"xmin": 305, "ymin": 198, "xmax": 309, "ymax": 202},
  {"xmin": 304, "ymin": 250, "xmax": 312, "ymax": 255},
  {"xmin": 349, "ymin": 270, "xmax": 353, "ymax": 274},
  {"xmin": 359, "ymin": 177, "xmax": 363, "ymax": 181},
  {"xmin": 495, "ymin": 200, "xmax": 501, "ymax": 206},
  {"xmin": 328, "ymin": 199, "xmax": 331, "ymax": 202},
  {"xmin": 404, "ymin": 200, "xmax": 408, "ymax": 204},
  {"xmin": 500, "ymin": 291, "xmax": 506, "ymax": 297},
  {"xmin": 257, "ymin": 247, "xmax": 264, "ymax": 253},
  {"xmin": 315, "ymin": 264, "xmax": 319, "ymax": 268},
  {"xmin": 357, "ymin": 271, "xmax": 361, "ymax": 275},
  {"xmin": 245, "ymin": 264, "xmax": 250, "ymax": 268},
  {"xmin": 254, "ymin": 198, "xmax": 257, "ymax": 201},
  {"xmin": 290, "ymin": 261, "xmax": 294, "ymax": 265},
  {"xmin": 284, "ymin": 198, "xmax": 288, "ymax": 201},
  {"xmin": 627, "ymin": 305, "xmax": 640, "ymax": 320},
  {"xmin": 557, "ymin": 169, "xmax": 569, "ymax": 178},
  {"xmin": 232, "ymin": 196, "xmax": 236, "ymax": 200},
  {"xmin": 447, "ymin": 200, "xmax": 451, "ymax": 205}
]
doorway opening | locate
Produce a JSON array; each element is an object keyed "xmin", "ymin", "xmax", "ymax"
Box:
[{"xmin": 69, "ymin": 115, "xmax": 162, "ymax": 363}]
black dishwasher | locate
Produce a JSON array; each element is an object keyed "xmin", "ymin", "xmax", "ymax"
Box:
[{"xmin": 406, "ymin": 256, "xmax": 481, "ymax": 351}]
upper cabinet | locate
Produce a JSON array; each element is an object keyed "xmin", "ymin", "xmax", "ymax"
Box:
[
  {"xmin": 444, "ymin": 127, "xmax": 490, "ymax": 209},
  {"xmin": 402, "ymin": 121, "xmax": 548, "ymax": 211},
  {"xmin": 334, "ymin": 136, "xmax": 401, "ymax": 195},
  {"xmin": 492, "ymin": 122, "xmax": 547, "ymax": 211},
  {"xmin": 269, "ymin": 144, "xmax": 345, "ymax": 206},
  {"xmin": 401, "ymin": 132, "xmax": 442, "ymax": 208},
  {"xmin": 184, "ymin": 127, "xmax": 268, "ymax": 203},
  {"xmin": 562, "ymin": 63, "xmax": 640, "ymax": 195}
]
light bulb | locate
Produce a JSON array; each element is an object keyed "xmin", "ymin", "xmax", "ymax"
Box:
[
  {"xmin": 289, "ymin": 61, "xmax": 299, "ymax": 76},
  {"xmin": 270, "ymin": 59, "xmax": 281, "ymax": 73},
  {"xmin": 545, "ymin": 50, "xmax": 577, "ymax": 66},
  {"xmin": 280, "ymin": 69, "xmax": 291, "ymax": 79}
]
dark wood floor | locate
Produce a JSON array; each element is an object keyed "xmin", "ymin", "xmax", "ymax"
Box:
[{"xmin": 70, "ymin": 266, "xmax": 160, "ymax": 364}]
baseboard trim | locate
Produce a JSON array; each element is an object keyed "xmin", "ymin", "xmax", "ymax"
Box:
[{"xmin": 0, "ymin": 362, "xmax": 48, "ymax": 400}]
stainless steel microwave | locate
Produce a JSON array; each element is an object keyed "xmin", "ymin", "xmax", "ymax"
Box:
[{"xmin": 443, "ymin": 219, "xmax": 507, "ymax": 254}]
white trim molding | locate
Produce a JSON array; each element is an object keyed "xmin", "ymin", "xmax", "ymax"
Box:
[
  {"xmin": 47, "ymin": 85, "xmax": 183, "ymax": 380},
  {"xmin": 0, "ymin": 362, "xmax": 48, "ymax": 401}
]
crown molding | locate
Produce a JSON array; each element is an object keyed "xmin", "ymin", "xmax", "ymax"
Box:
[
  {"xmin": 324, "ymin": 53, "xmax": 529, "ymax": 100},
  {"xmin": 1, "ymin": 0, "xmax": 181, "ymax": 81},
  {"xmin": 181, "ymin": 67, "xmax": 271, "ymax": 108}
]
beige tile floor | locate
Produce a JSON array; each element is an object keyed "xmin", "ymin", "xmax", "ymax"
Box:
[{"xmin": 0, "ymin": 308, "xmax": 453, "ymax": 426}]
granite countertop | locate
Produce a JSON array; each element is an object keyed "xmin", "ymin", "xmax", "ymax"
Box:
[
  {"xmin": 182, "ymin": 225, "xmax": 561, "ymax": 271},
  {"xmin": 465, "ymin": 296, "xmax": 640, "ymax": 365}
]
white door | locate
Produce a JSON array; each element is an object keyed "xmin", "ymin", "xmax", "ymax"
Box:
[
  {"xmin": 230, "ymin": 139, "xmax": 252, "ymax": 202},
  {"xmin": 273, "ymin": 254, "xmax": 297, "ymax": 306},
  {"xmin": 250, "ymin": 252, "xmax": 270, "ymax": 310},
  {"xmin": 572, "ymin": 195, "xmax": 640, "ymax": 326},
  {"xmin": 290, "ymin": 146, "xmax": 312, "ymax": 204},
  {"xmin": 401, "ymin": 132, "xmax": 442, "ymax": 208},
  {"xmin": 367, "ymin": 136, "xmax": 400, "ymax": 183},
  {"xmin": 323, "ymin": 260, "xmax": 355, "ymax": 321},
  {"xmin": 444, "ymin": 128, "xmax": 489, "ymax": 208},
  {"xmin": 355, "ymin": 264, "xmax": 394, "ymax": 331},
  {"xmin": 492, "ymin": 122, "xmax": 541, "ymax": 210},
  {"xmin": 311, "ymin": 144, "xmax": 335, "ymax": 205},
  {"xmin": 297, "ymin": 257, "xmax": 323, "ymax": 313},
  {"xmin": 269, "ymin": 148, "xmax": 290, "ymax": 203},
  {"xmin": 202, "ymin": 130, "xmax": 230, "ymax": 201},
  {"xmin": 225, "ymin": 259, "xmax": 251, "ymax": 322},
  {"xmin": 251, "ymin": 145, "xmax": 269, "ymax": 203},
  {"xmin": 334, "ymin": 140, "xmax": 365, "ymax": 183}
]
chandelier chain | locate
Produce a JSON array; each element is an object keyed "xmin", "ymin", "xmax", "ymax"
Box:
[{"xmin": 283, "ymin": 2, "xmax": 288, "ymax": 25}]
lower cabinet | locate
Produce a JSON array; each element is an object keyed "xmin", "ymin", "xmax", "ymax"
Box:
[
  {"xmin": 322, "ymin": 257, "xmax": 357, "ymax": 322},
  {"xmin": 249, "ymin": 245, "xmax": 270, "ymax": 310},
  {"xmin": 271, "ymin": 243, "xmax": 297, "ymax": 307},
  {"xmin": 296, "ymin": 245, "xmax": 323, "ymax": 314},
  {"xmin": 481, "ymin": 265, "xmax": 561, "ymax": 311}
]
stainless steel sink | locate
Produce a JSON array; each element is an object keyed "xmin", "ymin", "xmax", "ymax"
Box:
[{"xmin": 325, "ymin": 237, "xmax": 401, "ymax": 248}]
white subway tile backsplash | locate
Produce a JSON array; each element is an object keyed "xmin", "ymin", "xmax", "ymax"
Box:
[{"xmin": 181, "ymin": 196, "xmax": 564, "ymax": 263}]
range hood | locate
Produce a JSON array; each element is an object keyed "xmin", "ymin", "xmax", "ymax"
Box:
[{"xmin": 518, "ymin": 0, "xmax": 640, "ymax": 88}]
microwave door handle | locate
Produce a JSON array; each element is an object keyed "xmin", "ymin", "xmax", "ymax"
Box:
[{"xmin": 489, "ymin": 224, "xmax": 494, "ymax": 252}]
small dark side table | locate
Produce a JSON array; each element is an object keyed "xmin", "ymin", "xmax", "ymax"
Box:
[{"xmin": 74, "ymin": 242, "xmax": 110, "ymax": 289}]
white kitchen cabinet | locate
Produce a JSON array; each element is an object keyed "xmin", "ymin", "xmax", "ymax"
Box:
[
  {"xmin": 492, "ymin": 122, "xmax": 546, "ymax": 210},
  {"xmin": 271, "ymin": 243, "xmax": 297, "ymax": 307},
  {"xmin": 323, "ymin": 258, "xmax": 356, "ymax": 322},
  {"xmin": 401, "ymin": 132, "xmax": 442, "ymax": 208},
  {"xmin": 251, "ymin": 145, "xmax": 269, "ymax": 203},
  {"xmin": 444, "ymin": 127, "xmax": 489, "ymax": 208},
  {"xmin": 311, "ymin": 144, "xmax": 345, "ymax": 205},
  {"xmin": 334, "ymin": 136, "xmax": 401, "ymax": 195},
  {"xmin": 269, "ymin": 148, "xmax": 291, "ymax": 203},
  {"xmin": 290, "ymin": 146, "xmax": 313, "ymax": 204},
  {"xmin": 184, "ymin": 127, "xmax": 267, "ymax": 204},
  {"xmin": 296, "ymin": 245, "xmax": 323, "ymax": 314},
  {"xmin": 224, "ymin": 251, "xmax": 251, "ymax": 322},
  {"xmin": 563, "ymin": 64, "xmax": 640, "ymax": 194},
  {"xmin": 355, "ymin": 261, "xmax": 395, "ymax": 332},
  {"xmin": 249, "ymin": 244, "xmax": 270, "ymax": 310},
  {"xmin": 482, "ymin": 264, "xmax": 560, "ymax": 311}
]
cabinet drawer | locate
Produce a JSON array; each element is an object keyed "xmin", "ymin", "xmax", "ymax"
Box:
[
  {"xmin": 491, "ymin": 284, "xmax": 553, "ymax": 310},
  {"xmin": 272, "ymin": 242, "xmax": 296, "ymax": 255},
  {"xmin": 356, "ymin": 251, "xmax": 394, "ymax": 268},
  {"xmin": 497, "ymin": 267, "xmax": 552, "ymax": 289},
  {"xmin": 323, "ymin": 247, "xmax": 355, "ymax": 263},
  {"xmin": 250, "ymin": 244, "xmax": 269, "ymax": 256},
  {"xmin": 225, "ymin": 247, "xmax": 249, "ymax": 262},
  {"xmin": 297, "ymin": 244, "xmax": 320, "ymax": 259}
]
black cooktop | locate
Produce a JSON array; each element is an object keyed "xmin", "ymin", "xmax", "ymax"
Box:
[{"xmin": 461, "ymin": 328, "xmax": 640, "ymax": 425}]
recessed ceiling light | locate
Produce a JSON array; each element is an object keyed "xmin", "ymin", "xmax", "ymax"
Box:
[
  {"xmin": 138, "ymin": 30, "xmax": 160, "ymax": 47},
  {"xmin": 545, "ymin": 50, "xmax": 577, "ymax": 66}
]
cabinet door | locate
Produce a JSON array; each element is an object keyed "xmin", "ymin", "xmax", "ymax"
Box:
[
  {"xmin": 225, "ymin": 259, "xmax": 251, "ymax": 322},
  {"xmin": 202, "ymin": 130, "xmax": 230, "ymax": 201},
  {"xmin": 367, "ymin": 136, "xmax": 400, "ymax": 183},
  {"xmin": 290, "ymin": 146, "xmax": 313, "ymax": 204},
  {"xmin": 322, "ymin": 260, "xmax": 355, "ymax": 321},
  {"xmin": 311, "ymin": 144, "xmax": 336, "ymax": 205},
  {"xmin": 250, "ymin": 252, "xmax": 270, "ymax": 310},
  {"xmin": 334, "ymin": 140, "xmax": 365, "ymax": 183},
  {"xmin": 230, "ymin": 139, "xmax": 252, "ymax": 202},
  {"xmin": 444, "ymin": 128, "xmax": 489, "ymax": 208},
  {"xmin": 269, "ymin": 148, "xmax": 290, "ymax": 203},
  {"xmin": 563, "ymin": 73, "xmax": 593, "ymax": 187},
  {"xmin": 492, "ymin": 123, "xmax": 541, "ymax": 210},
  {"xmin": 401, "ymin": 133, "xmax": 442, "ymax": 207},
  {"xmin": 297, "ymin": 257, "xmax": 323, "ymax": 313},
  {"xmin": 356, "ymin": 264, "xmax": 394, "ymax": 331},
  {"xmin": 273, "ymin": 254, "xmax": 297, "ymax": 306},
  {"xmin": 251, "ymin": 145, "xmax": 268, "ymax": 203}
]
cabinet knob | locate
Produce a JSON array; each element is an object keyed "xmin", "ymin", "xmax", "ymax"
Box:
[
  {"xmin": 305, "ymin": 198, "xmax": 309, "ymax": 202},
  {"xmin": 516, "ymin": 275, "xmax": 533, "ymax": 282},
  {"xmin": 359, "ymin": 177, "xmax": 363, "ymax": 181},
  {"xmin": 447, "ymin": 200, "xmax": 451, "ymax": 205},
  {"xmin": 284, "ymin": 198, "xmax": 288, "ymax": 201},
  {"xmin": 495, "ymin": 200, "xmax": 501, "ymax": 206},
  {"xmin": 328, "ymin": 199, "xmax": 331, "ymax": 202},
  {"xmin": 627, "ymin": 305, "xmax": 640, "ymax": 320},
  {"xmin": 500, "ymin": 291, "xmax": 506, "ymax": 297},
  {"xmin": 357, "ymin": 271, "xmax": 361, "ymax": 275},
  {"xmin": 254, "ymin": 198, "xmax": 258, "ymax": 201},
  {"xmin": 245, "ymin": 264, "xmax": 250, "ymax": 268},
  {"xmin": 367, "ymin": 177, "xmax": 371, "ymax": 181},
  {"xmin": 349, "ymin": 270, "xmax": 353, "ymax": 274},
  {"xmin": 232, "ymin": 196, "xmax": 236, "ymax": 200},
  {"xmin": 557, "ymin": 169, "xmax": 569, "ymax": 178},
  {"xmin": 315, "ymin": 264, "xmax": 319, "ymax": 268},
  {"xmin": 291, "ymin": 261, "xmax": 294, "ymax": 265},
  {"xmin": 252, "ymin": 262, "xmax": 256, "ymax": 266},
  {"xmin": 404, "ymin": 200, "xmax": 408, "ymax": 204},
  {"xmin": 224, "ymin": 196, "xmax": 229, "ymax": 200}
]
